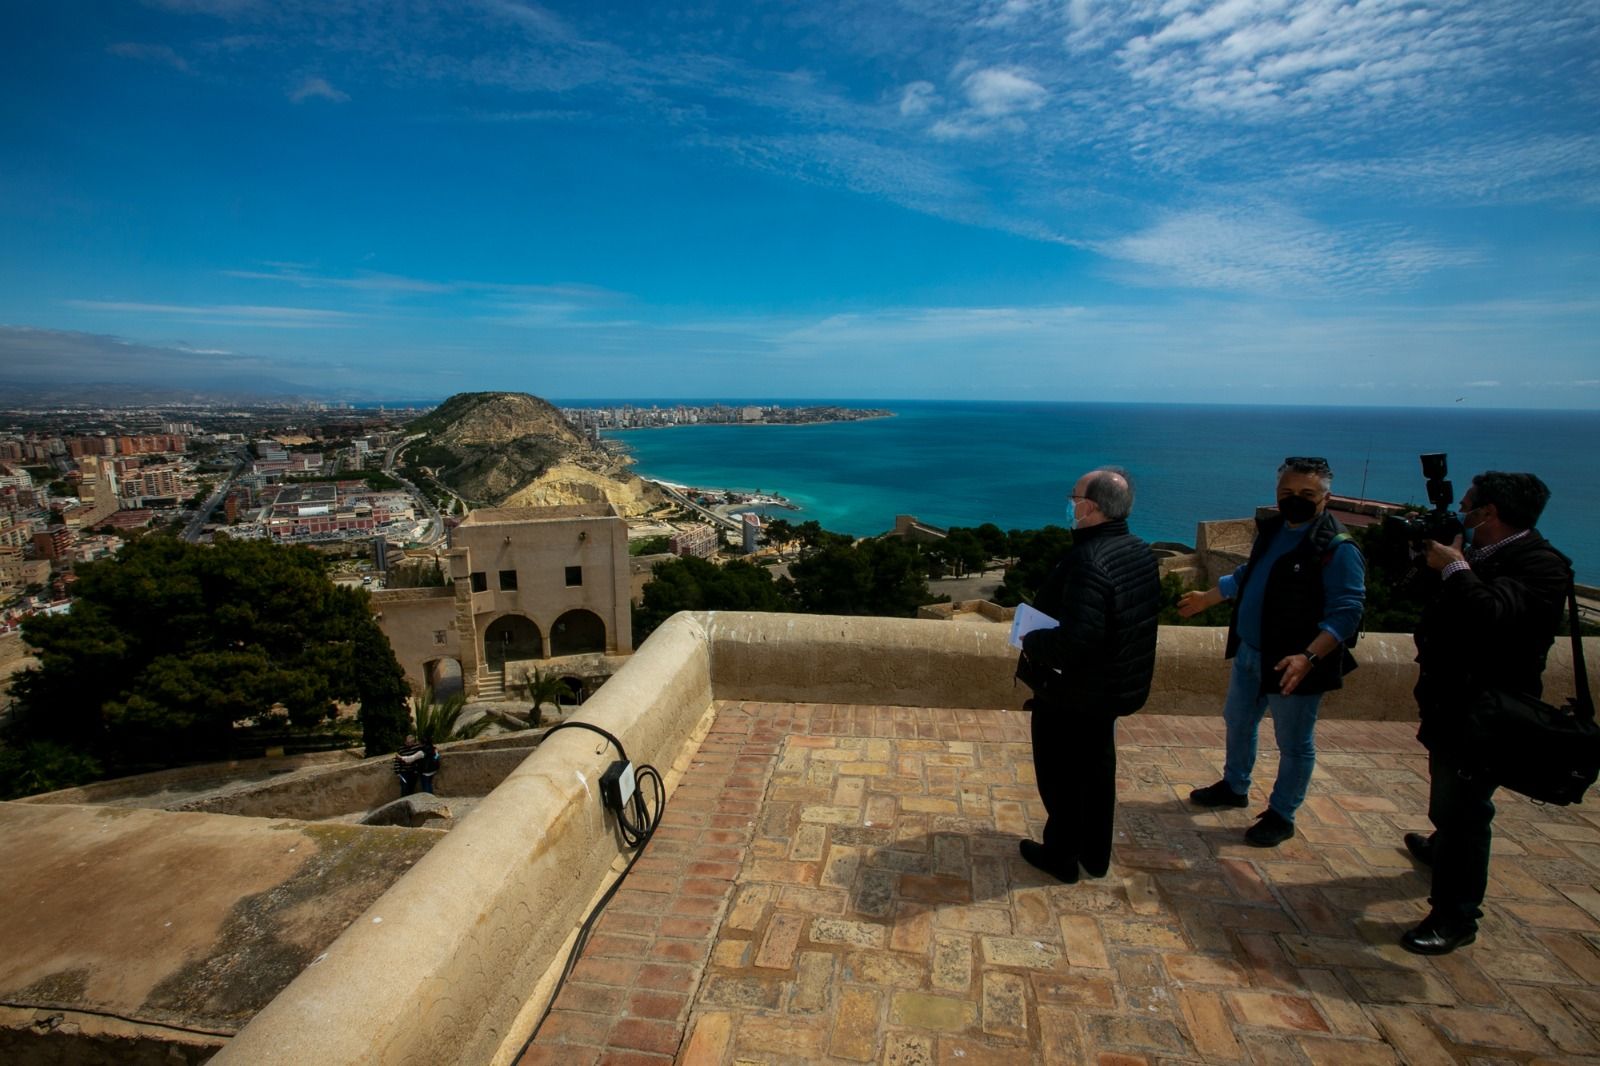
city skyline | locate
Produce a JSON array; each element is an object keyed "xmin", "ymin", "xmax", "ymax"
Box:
[{"xmin": 2, "ymin": 1, "xmax": 1598, "ymax": 408}]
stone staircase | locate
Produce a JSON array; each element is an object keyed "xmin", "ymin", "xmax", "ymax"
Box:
[{"xmin": 475, "ymin": 666, "xmax": 506, "ymax": 701}]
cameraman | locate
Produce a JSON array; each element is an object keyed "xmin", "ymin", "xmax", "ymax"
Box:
[{"xmin": 1403, "ymin": 471, "xmax": 1571, "ymax": 955}]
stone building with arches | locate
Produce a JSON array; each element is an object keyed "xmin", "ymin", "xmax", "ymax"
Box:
[{"xmin": 371, "ymin": 503, "xmax": 632, "ymax": 701}]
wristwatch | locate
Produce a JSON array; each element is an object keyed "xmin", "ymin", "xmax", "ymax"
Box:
[{"xmin": 1302, "ymin": 650, "xmax": 1320, "ymax": 667}]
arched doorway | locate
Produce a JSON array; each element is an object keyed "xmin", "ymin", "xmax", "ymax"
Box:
[
  {"xmin": 424, "ymin": 657, "xmax": 464, "ymax": 700},
  {"xmin": 484, "ymin": 614, "xmax": 543, "ymax": 668},
  {"xmin": 550, "ymin": 609, "xmax": 606, "ymax": 657}
]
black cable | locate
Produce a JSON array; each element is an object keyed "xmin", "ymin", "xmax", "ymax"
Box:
[{"xmin": 515, "ymin": 720, "xmax": 666, "ymax": 1059}]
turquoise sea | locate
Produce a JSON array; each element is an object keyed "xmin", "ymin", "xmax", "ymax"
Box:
[{"xmin": 589, "ymin": 401, "xmax": 1600, "ymax": 583}]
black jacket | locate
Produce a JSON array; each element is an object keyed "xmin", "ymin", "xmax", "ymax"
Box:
[
  {"xmin": 1225, "ymin": 511, "xmax": 1362, "ymax": 697},
  {"xmin": 1019, "ymin": 519, "xmax": 1162, "ymax": 716},
  {"xmin": 1415, "ymin": 530, "xmax": 1571, "ymax": 751}
]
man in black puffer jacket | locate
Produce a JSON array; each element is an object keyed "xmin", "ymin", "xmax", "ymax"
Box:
[{"xmin": 1017, "ymin": 467, "xmax": 1162, "ymax": 883}]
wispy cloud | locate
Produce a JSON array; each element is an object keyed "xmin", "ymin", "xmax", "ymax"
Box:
[
  {"xmin": 65, "ymin": 300, "xmax": 361, "ymax": 326},
  {"xmin": 289, "ymin": 76, "xmax": 348, "ymax": 103},
  {"xmin": 107, "ymin": 42, "xmax": 189, "ymax": 72}
]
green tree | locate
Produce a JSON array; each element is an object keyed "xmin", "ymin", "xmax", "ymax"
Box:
[
  {"xmin": 633, "ymin": 556, "xmax": 793, "ymax": 640},
  {"xmin": 0, "ymin": 741, "xmax": 103, "ymax": 800},
  {"xmin": 410, "ymin": 687, "xmax": 490, "ymax": 744},
  {"xmin": 507, "ymin": 666, "xmax": 569, "ymax": 725},
  {"xmin": 762, "ymin": 518, "xmax": 795, "ymax": 547},
  {"xmin": 993, "ymin": 526, "xmax": 1075, "ymax": 606},
  {"xmin": 388, "ymin": 558, "xmax": 446, "ymax": 588},
  {"xmin": 1156, "ymin": 572, "xmax": 1233, "ymax": 626},
  {"xmin": 10, "ymin": 534, "xmax": 411, "ymax": 772},
  {"xmin": 787, "ymin": 537, "xmax": 934, "ymax": 617},
  {"xmin": 628, "ymin": 535, "xmax": 672, "ymax": 557}
]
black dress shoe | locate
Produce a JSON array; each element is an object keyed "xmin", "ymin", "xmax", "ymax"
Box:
[
  {"xmin": 1403, "ymin": 832, "xmax": 1435, "ymax": 867},
  {"xmin": 1019, "ymin": 839, "xmax": 1079, "ymax": 884},
  {"xmin": 1189, "ymin": 780, "xmax": 1249, "ymax": 808},
  {"xmin": 1401, "ymin": 919, "xmax": 1476, "ymax": 955}
]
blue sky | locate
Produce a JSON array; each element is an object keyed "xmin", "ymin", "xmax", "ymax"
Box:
[{"xmin": 2, "ymin": 0, "xmax": 1598, "ymax": 406}]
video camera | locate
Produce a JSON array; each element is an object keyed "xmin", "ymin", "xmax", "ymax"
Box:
[{"xmin": 1382, "ymin": 452, "xmax": 1464, "ymax": 547}]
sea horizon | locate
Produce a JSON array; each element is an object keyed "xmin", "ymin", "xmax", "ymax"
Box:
[{"xmin": 594, "ymin": 399, "xmax": 1600, "ymax": 584}]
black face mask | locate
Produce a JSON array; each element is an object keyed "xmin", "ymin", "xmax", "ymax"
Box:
[{"xmin": 1278, "ymin": 494, "xmax": 1318, "ymax": 524}]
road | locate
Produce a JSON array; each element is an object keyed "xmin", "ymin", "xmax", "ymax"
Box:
[
  {"xmin": 182, "ymin": 447, "xmax": 248, "ymax": 542},
  {"xmin": 652, "ymin": 481, "xmax": 743, "ymax": 533}
]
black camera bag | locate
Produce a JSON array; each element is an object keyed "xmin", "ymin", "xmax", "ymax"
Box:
[{"xmin": 1458, "ymin": 579, "xmax": 1599, "ymax": 805}]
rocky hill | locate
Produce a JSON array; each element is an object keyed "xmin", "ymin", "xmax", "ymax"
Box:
[{"xmin": 403, "ymin": 392, "xmax": 662, "ymax": 514}]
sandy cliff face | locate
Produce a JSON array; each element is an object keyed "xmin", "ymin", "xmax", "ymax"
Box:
[
  {"xmin": 406, "ymin": 392, "xmax": 662, "ymax": 511},
  {"xmin": 501, "ymin": 463, "xmax": 661, "ymax": 516}
]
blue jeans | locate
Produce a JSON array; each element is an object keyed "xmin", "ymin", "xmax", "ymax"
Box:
[{"xmin": 1222, "ymin": 643, "xmax": 1323, "ymax": 821}]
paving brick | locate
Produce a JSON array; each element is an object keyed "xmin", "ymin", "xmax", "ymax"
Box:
[
  {"xmin": 889, "ymin": 992, "xmax": 977, "ymax": 1032},
  {"xmin": 785, "ymin": 949, "xmax": 834, "ymax": 1015},
  {"xmin": 980, "ymin": 971, "xmax": 1028, "ymax": 1040},
  {"xmin": 843, "ymin": 949, "xmax": 924, "ymax": 988},
  {"xmin": 1177, "ymin": 988, "xmax": 1244, "ymax": 1062},
  {"xmin": 604, "ymin": 1016, "xmax": 679, "ymax": 1059},
  {"xmin": 1060, "ymin": 914, "xmax": 1110, "ymax": 969},
  {"xmin": 827, "ymin": 985, "xmax": 883, "ymax": 1062},
  {"xmin": 1365, "ymin": 1005, "xmax": 1454, "ymax": 1066},
  {"xmin": 1226, "ymin": 990, "xmax": 1331, "ymax": 1032},
  {"xmin": 1429, "ymin": 1007, "xmax": 1552, "ymax": 1051}
]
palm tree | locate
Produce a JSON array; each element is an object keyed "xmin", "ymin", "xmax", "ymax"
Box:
[
  {"xmin": 508, "ymin": 666, "xmax": 569, "ymax": 726},
  {"xmin": 411, "ymin": 687, "xmax": 491, "ymax": 745}
]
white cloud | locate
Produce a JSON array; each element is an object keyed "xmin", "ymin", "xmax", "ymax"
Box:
[
  {"xmin": 1466, "ymin": 380, "xmax": 1501, "ymax": 388},
  {"xmin": 289, "ymin": 76, "xmax": 349, "ymax": 104},
  {"xmin": 899, "ymin": 81, "xmax": 940, "ymax": 117},
  {"xmin": 962, "ymin": 67, "xmax": 1047, "ymax": 116}
]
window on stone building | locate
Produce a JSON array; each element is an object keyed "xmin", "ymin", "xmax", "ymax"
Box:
[
  {"xmin": 470, "ymin": 571, "xmax": 487, "ymax": 593},
  {"xmin": 499, "ymin": 569, "xmax": 518, "ymax": 591},
  {"xmin": 433, "ymin": 630, "xmax": 448, "ymax": 645},
  {"xmin": 565, "ymin": 565, "xmax": 583, "ymax": 587}
]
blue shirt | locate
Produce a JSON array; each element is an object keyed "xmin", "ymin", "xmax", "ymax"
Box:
[{"xmin": 1219, "ymin": 523, "xmax": 1365, "ymax": 650}]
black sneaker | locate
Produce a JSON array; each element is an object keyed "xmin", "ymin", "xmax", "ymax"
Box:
[
  {"xmin": 1245, "ymin": 809, "xmax": 1295, "ymax": 847},
  {"xmin": 1189, "ymin": 780, "xmax": 1249, "ymax": 808}
]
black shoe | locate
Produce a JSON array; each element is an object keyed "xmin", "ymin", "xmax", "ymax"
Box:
[
  {"xmin": 1189, "ymin": 780, "xmax": 1249, "ymax": 808},
  {"xmin": 1019, "ymin": 839, "xmax": 1079, "ymax": 884},
  {"xmin": 1245, "ymin": 809, "xmax": 1295, "ymax": 847},
  {"xmin": 1401, "ymin": 917, "xmax": 1476, "ymax": 955},
  {"xmin": 1403, "ymin": 832, "xmax": 1435, "ymax": 867}
]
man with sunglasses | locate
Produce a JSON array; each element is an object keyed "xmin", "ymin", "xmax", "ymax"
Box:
[{"xmin": 1178, "ymin": 457, "xmax": 1366, "ymax": 847}]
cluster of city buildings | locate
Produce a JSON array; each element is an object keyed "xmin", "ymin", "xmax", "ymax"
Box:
[
  {"xmin": 561, "ymin": 402, "xmax": 890, "ymax": 431},
  {"xmin": 0, "ymin": 413, "xmax": 424, "ymax": 630}
]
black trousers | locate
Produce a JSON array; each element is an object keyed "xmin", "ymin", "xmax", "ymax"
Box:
[
  {"xmin": 1425, "ymin": 748, "xmax": 1498, "ymax": 928},
  {"xmin": 1030, "ymin": 704, "xmax": 1118, "ymax": 876}
]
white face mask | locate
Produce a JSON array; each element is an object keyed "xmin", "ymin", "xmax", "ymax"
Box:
[{"xmin": 1064, "ymin": 500, "xmax": 1077, "ymax": 531}]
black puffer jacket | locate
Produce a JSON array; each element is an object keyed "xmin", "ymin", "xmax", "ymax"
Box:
[
  {"xmin": 1415, "ymin": 530, "xmax": 1571, "ymax": 752},
  {"xmin": 1019, "ymin": 519, "xmax": 1162, "ymax": 715}
]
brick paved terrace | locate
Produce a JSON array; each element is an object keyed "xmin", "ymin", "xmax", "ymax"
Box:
[{"xmin": 522, "ymin": 701, "xmax": 1600, "ymax": 1066}]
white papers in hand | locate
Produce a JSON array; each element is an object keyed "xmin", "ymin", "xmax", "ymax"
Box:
[{"xmin": 1008, "ymin": 603, "xmax": 1058, "ymax": 650}]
